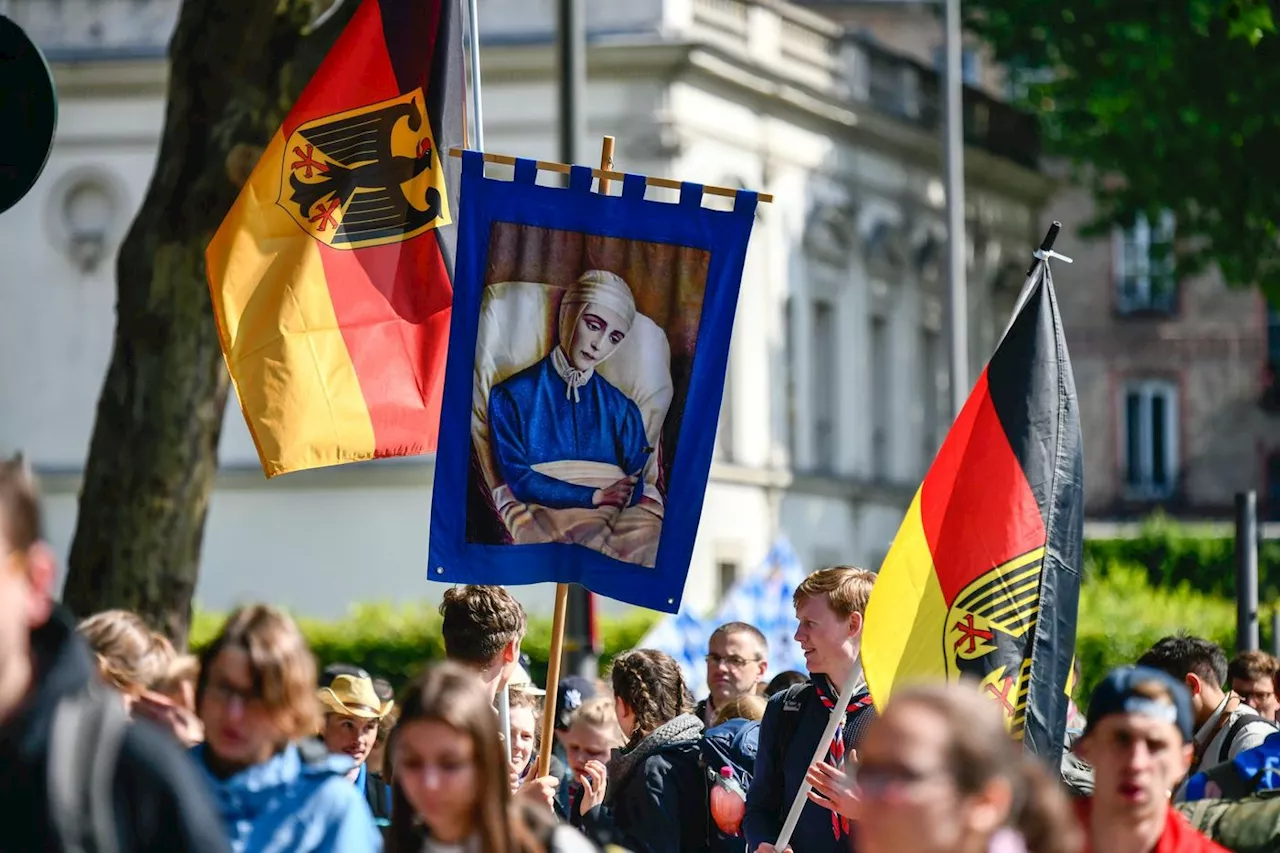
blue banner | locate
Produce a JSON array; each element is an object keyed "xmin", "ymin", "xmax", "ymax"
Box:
[{"xmin": 428, "ymin": 151, "xmax": 758, "ymax": 612}]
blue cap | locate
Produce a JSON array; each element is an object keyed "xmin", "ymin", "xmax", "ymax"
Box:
[{"xmin": 1086, "ymin": 665, "xmax": 1194, "ymax": 743}]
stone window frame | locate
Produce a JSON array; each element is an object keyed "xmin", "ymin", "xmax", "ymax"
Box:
[
  {"xmin": 1119, "ymin": 377, "xmax": 1180, "ymax": 500},
  {"xmin": 1113, "ymin": 210, "xmax": 1178, "ymax": 316}
]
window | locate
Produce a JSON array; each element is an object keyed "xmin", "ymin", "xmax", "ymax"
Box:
[
  {"xmin": 932, "ymin": 46, "xmax": 981, "ymax": 86},
  {"xmin": 717, "ymin": 560, "xmax": 739, "ymax": 599},
  {"xmin": 1114, "ymin": 212, "xmax": 1177, "ymax": 314},
  {"xmin": 1122, "ymin": 380, "xmax": 1178, "ymax": 499},
  {"xmin": 812, "ymin": 299, "xmax": 837, "ymax": 468},
  {"xmin": 1268, "ymin": 306, "xmax": 1280, "ymax": 366},
  {"xmin": 1264, "ymin": 453, "xmax": 1280, "ymax": 522},
  {"xmin": 921, "ymin": 328, "xmax": 943, "ymax": 471},
  {"xmin": 870, "ymin": 314, "xmax": 890, "ymax": 480}
]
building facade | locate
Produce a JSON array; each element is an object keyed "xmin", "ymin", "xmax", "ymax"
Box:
[
  {"xmin": 0, "ymin": 0, "xmax": 1050, "ymax": 617},
  {"xmin": 804, "ymin": 0, "xmax": 1280, "ymax": 522}
]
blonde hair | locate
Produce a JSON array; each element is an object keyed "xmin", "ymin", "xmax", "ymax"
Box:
[
  {"xmin": 712, "ymin": 693, "xmax": 767, "ymax": 726},
  {"xmin": 568, "ymin": 696, "xmax": 626, "ymax": 745},
  {"xmin": 78, "ymin": 610, "xmax": 176, "ymax": 695},
  {"xmin": 793, "ymin": 566, "xmax": 876, "ymax": 620}
]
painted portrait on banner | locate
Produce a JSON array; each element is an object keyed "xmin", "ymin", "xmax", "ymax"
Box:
[
  {"xmin": 467, "ymin": 224, "xmax": 709, "ymax": 569},
  {"xmin": 429, "ymin": 151, "xmax": 758, "ymax": 612}
]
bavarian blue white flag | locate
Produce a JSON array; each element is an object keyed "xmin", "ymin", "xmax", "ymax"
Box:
[{"xmin": 638, "ymin": 537, "xmax": 809, "ymax": 695}]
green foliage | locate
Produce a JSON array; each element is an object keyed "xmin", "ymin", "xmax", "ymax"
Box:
[
  {"xmin": 190, "ymin": 604, "xmax": 661, "ymax": 692},
  {"xmin": 964, "ymin": 0, "xmax": 1280, "ymax": 302},
  {"xmin": 1075, "ymin": 561, "xmax": 1241, "ymax": 696},
  {"xmin": 1083, "ymin": 512, "xmax": 1280, "ymax": 600}
]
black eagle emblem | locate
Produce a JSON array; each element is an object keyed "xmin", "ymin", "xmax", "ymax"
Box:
[
  {"xmin": 945, "ymin": 548, "xmax": 1044, "ymax": 737},
  {"xmin": 287, "ymin": 97, "xmax": 442, "ymax": 247}
]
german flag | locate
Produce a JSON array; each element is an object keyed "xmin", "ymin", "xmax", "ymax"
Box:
[
  {"xmin": 862, "ymin": 256, "xmax": 1083, "ymax": 763},
  {"xmin": 206, "ymin": 0, "xmax": 463, "ymax": 477}
]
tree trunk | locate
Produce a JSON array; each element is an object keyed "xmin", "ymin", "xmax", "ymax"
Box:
[{"xmin": 62, "ymin": 0, "xmax": 359, "ymax": 646}]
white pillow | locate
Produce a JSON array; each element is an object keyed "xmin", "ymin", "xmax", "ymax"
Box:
[{"xmin": 471, "ymin": 280, "xmax": 674, "ymax": 501}]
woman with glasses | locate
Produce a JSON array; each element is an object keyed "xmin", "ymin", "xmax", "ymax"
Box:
[
  {"xmin": 192, "ymin": 604, "xmax": 382, "ymax": 852},
  {"xmin": 805, "ymin": 682, "xmax": 1081, "ymax": 853}
]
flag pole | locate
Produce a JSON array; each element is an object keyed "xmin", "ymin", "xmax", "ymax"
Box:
[
  {"xmin": 774, "ymin": 665, "xmax": 864, "ymax": 851},
  {"xmin": 463, "ymin": 0, "xmax": 511, "ymax": 767},
  {"xmin": 536, "ymin": 134, "xmax": 618, "ymax": 780},
  {"xmin": 466, "ymin": 0, "xmax": 485, "ymax": 152}
]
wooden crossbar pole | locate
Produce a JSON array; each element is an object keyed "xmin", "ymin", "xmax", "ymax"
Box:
[
  {"xmin": 535, "ymin": 134, "xmax": 618, "ymax": 782},
  {"xmin": 448, "ymin": 146, "xmax": 773, "ymax": 204}
]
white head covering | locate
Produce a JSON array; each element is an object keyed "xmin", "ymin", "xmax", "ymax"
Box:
[{"xmin": 553, "ymin": 270, "xmax": 638, "ymax": 402}]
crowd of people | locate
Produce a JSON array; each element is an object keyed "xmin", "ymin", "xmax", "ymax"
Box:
[{"xmin": 3, "ymin": 462, "xmax": 1280, "ymax": 853}]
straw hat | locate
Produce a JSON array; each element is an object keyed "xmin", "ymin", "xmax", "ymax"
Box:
[{"xmin": 318, "ymin": 673, "xmax": 395, "ymax": 720}]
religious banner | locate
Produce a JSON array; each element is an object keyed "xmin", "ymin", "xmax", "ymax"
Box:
[{"xmin": 428, "ymin": 152, "xmax": 758, "ymax": 612}]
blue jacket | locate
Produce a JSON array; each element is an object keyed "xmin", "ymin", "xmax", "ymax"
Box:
[{"xmin": 191, "ymin": 742, "xmax": 382, "ymax": 853}]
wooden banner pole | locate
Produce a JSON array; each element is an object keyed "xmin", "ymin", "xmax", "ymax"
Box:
[
  {"xmin": 535, "ymin": 134, "xmax": 617, "ymax": 781},
  {"xmin": 447, "ymin": 146, "xmax": 772, "ymax": 204}
]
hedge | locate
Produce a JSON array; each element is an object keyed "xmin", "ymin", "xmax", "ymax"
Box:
[
  {"xmin": 190, "ymin": 603, "xmax": 660, "ymax": 693},
  {"xmin": 190, "ymin": 527, "xmax": 1264, "ymax": 703},
  {"xmin": 1074, "ymin": 561, "xmax": 1241, "ymax": 698},
  {"xmin": 1084, "ymin": 512, "xmax": 1280, "ymax": 600}
]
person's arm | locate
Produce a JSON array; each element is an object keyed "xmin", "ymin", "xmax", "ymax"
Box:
[
  {"xmin": 745, "ymin": 696, "xmax": 786, "ymax": 850},
  {"xmin": 113, "ymin": 724, "xmax": 231, "ymax": 853},
  {"xmin": 489, "ymin": 386, "xmax": 598, "ymax": 508},
  {"xmin": 618, "ymin": 400, "xmax": 651, "ymax": 507}
]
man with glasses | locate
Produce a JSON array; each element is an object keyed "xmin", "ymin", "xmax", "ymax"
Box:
[{"xmin": 697, "ymin": 622, "xmax": 769, "ymax": 726}]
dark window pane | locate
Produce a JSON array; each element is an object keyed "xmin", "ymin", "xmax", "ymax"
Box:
[
  {"xmin": 1151, "ymin": 394, "xmax": 1167, "ymax": 486},
  {"xmin": 1125, "ymin": 392, "xmax": 1142, "ymax": 485}
]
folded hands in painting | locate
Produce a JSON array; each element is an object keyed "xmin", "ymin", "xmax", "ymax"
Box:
[{"xmin": 592, "ymin": 475, "xmax": 638, "ymax": 508}]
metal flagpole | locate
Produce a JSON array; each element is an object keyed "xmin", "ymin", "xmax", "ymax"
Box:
[
  {"xmin": 943, "ymin": 0, "xmax": 968, "ymax": 419},
  {"xmin": 463, "ymin": 0, "xmax": 511, "ymax": 767}
]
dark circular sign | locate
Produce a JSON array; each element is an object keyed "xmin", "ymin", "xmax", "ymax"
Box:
[{"xmin": 0, "ymin": 15, "xmax": 57, "ymax": 214}]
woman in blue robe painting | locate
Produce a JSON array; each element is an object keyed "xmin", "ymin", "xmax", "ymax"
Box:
[{"xmin": 486, "ymin": 270, "xmax": 664, "ymax": 568}]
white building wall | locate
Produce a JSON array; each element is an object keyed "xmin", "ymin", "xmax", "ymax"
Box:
[{"xmin": 0, "ymin": 0, "xmax": 1050, "ymax": 619}]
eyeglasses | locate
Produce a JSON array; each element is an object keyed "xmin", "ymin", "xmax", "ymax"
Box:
[
  {"xmin": 851, "ymin": 764, "xmax": 947, "ymax": 798},
  {"xmin": 206, "ymin": 678, "xmax": 265, "ymax": 709},
  {"xmin": 705, "ymin": 653, "xmax": 762, "ymax": 669}
]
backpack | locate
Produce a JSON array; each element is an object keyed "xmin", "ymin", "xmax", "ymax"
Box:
[
  {"xmin": 698, "ymin": 718, "xmax": 760, "ymax": 850},
  {"xmin": 47, "ymin": 681, "xmax": 131, "ymax": 853},
  {"xmin": 1178, "ymin": 794, "xmax": 1280, "ymax": 853},
  {"xmin": 775, "ymin": 681, "xmax": 877, "ymax": 766}
]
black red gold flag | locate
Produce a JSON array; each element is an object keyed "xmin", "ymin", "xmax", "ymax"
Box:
[
  {"xmin": 863, "ymin": 250, "xmax": 1083, "ymax": 764},
  {"xmin": 207, "ymin": 0, "xmax": 464, "ymax": 476}
]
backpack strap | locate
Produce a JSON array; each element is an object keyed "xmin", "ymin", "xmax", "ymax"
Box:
[
  {"xmin": 776, "ymin": 681, "xmax": 812, "ymax": 764},
  {"xmin": 1218, "ymin": 713, "xmax": 1278, "ymax": 764},
  {"xmin": 364, "ymin": 769, "xmax": 392, "ymax": 824},
  {"xmin": 48, "ymin": 684, "xmax": 129, "ymax": 853}
]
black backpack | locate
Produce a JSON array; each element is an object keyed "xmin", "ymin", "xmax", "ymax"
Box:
[
  {"xmin": 47, "ymin": 681, "xmax": 131, "ymax": 853},
  {"xmin": 775, "ymin": 681, "xmax": 877, "ymax": 764}
]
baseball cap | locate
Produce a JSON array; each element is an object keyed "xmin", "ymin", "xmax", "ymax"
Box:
[
  {"xmin": 1086, "ymin": 665, "xmax": 1194, "ymax": 743},
  {"xmin": 555, "ymin": 675, "xmax": 598, "ymax": 730}
]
